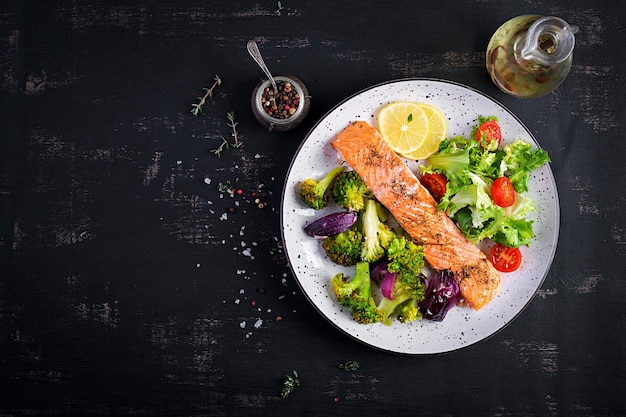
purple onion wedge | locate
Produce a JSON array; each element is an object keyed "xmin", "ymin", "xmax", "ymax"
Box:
[
  {"xmin": 371, "ymin": 261, "xmax": 396, "ymax": 300},
  {"xmin": 419, "ymin": 269, "xmax": 460, "ymax": 321},
  {"xmin": 304, "ymin": 211, "xmax": 358, "ymax": 238}
]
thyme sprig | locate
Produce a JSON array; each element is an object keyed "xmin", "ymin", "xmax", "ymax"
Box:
[
  {"xmin": 280, "ymin": 370, "xmax": 300, "ymax": 398},
  {"xmin": 190, "ymin": 74, "xmax": 222, "ymax": 116},
  {"xmin": 211, "ymin": 112, "xmax": 243, "ymax": 157},
  {"xmin": 338, "ymin": 360, "xmax": 360, "ymax": 371},
  {"xmin": 211, "ymin": 138, "xmax": 229, "ymax": 157},
  {"xmin": 227, "ymin": 111, "xmax": 242, "ymax": 148}
]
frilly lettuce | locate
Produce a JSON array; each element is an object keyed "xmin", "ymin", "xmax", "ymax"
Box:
[
  {"xmin": 421, "ymin": 120, "xmax": 549, "ymax": 248},
  {"xmin": 503, "ymin": 139, "xmax": 551, "ymax": 193}
]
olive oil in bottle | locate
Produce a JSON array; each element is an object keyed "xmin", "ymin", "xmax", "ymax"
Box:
[{"xmin": 486, "ymin": 15, "xmax": 576, "ymax": 98}]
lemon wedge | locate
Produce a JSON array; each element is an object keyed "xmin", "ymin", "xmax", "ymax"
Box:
[{"xmin": 377, "ymin": 102, "xmax": 429, "ymax": 155}]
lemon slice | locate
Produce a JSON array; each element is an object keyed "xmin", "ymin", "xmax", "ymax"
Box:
[
  {"xmin": 378, "ymin": 102, "xmax": 429, "ymax": 155},
  {"xmin": 403, "ymin": 103, "xmax": 447, "ymax": 160}
]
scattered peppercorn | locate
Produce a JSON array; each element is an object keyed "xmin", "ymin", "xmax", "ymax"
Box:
[{"xmin": 261, "ymin": 81, "xmax": 300, "ymax": 120}]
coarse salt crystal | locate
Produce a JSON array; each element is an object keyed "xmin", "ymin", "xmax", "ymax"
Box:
[{"xmin": 254, "ymin": 319, "xmax": 263, "ymax": 328}]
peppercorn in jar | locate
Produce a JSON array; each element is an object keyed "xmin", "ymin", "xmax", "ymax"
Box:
[{"xmin": 251, "ymin": 74, "xmax": 310, "ymax": 131}]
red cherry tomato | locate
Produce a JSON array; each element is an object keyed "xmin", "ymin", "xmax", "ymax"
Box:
[
  {"xmin": 489, "ymin": 243, "xmax": 522, "ymax": 272},
  {"xmin": 420, "ymin": 173, "xmax": 448, "ymax": 202},
  {"xmin": 476, "ymin": 120, "xmax": 502, "ymax": 150},
  {"xmin": 491, "ymin": 176, "xmax": 515, "ymax": 207}
]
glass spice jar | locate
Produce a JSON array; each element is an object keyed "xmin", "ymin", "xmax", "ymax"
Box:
[{"xmin": 251, "ymin": 74, "xmax": 310, "ymax": 131}]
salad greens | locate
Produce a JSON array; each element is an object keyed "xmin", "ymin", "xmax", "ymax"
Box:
[{"xmin": 421, "ymin": 117, "xmax": 551, "ymax": 248}]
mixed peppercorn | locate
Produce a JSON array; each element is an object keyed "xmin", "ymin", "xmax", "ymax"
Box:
[{"xmin": 261, "ymin": 81, "xmax": 300, "ymax": 119}]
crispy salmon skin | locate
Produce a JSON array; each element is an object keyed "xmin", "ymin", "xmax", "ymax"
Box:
[{"xmin": 331, "ymin": 121, "xmax": 500, "ymax": 310}]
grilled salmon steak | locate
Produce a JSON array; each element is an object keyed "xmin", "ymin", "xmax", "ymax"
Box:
[{"xmin": 331, "ymin": 121, "xmax": 501, "ymax": 310}]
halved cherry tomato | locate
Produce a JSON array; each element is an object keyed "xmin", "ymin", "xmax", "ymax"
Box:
[
  {"xmin": 489, "ymin": 243, "xmax": 522, "ymax": 272},
  {"xmin": 475, "ymin": 120, "xmax": 502, "ymax": 150},
  {"xmin": 420, "ymin": 173, "xmax": 448, "ymax": 202},
  {"xmin": 491, "ymin": 176, "xmax": 515, "ymax": 207}
]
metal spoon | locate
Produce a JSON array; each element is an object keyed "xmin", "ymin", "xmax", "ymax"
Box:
[{"xmin": 247, "ymin": 39, "xmax": 278, "ymax": 94}]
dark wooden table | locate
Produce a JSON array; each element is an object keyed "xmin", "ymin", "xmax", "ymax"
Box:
[{"xmin": 2, "ymin": 1, "xmax": 625, "ymax": 416}]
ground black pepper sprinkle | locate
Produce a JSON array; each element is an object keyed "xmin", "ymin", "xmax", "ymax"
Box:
[{"xmin": 261, "ymin": 80, "xmax": 300, "ymax": 119}]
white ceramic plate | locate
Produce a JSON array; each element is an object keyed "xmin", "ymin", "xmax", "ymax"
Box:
[{"xmin": 280, "ymin": 78, "xmax": 559, "ymax": 354}]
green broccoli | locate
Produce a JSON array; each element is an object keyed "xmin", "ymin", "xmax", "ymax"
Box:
[
  {"xmin": 331, "ymin": 261, "xmax": 383, "ymax": 324},
  {"xmin": 299, "ymin": 166, "xmax": 344, "ymax": 210},
  {"xmin": 375, "ymin": 236, "xmax": 426, "ymax": 325},
  {"xmin": 386, "ymin": 235, "xmax": 425, "ymax": 282},
  {"xmin": 331, "ymin": 170, "xmax": 373, "ymax": 211},
  {"xmin": 360, "ymin": 199, "xmax": 395, "ymax": 262},
  {"xmin": 395, "ymin": 300, "xmax": 421, "ymax": 323},
  {"xmin": 321, "ymin": 227, "xmax": 363, "ymax": 266},
  {"xmin": 377, "ymin": 284, "xmax": 423, "ymax": 325}
]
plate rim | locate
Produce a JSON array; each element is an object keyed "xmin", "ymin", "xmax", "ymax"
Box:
[{"xmin": 280, "ymin": 77, "xmax": 560, "ymax": 354}]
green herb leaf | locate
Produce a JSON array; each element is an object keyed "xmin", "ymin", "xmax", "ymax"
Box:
[
  {"xmin": 217, "ymin": 182, "xmax": 229, "ymax": 193},
  {"xmin": 407, "ymin": 113, "xmax": 413, "ymax": 123},
  {"xmin": 280, "ymin": 370, "xmax": 300, "ymax": 398},
  {"xmin": 338, "ymin": 360, "xmax": 360, "ymax": 371}
]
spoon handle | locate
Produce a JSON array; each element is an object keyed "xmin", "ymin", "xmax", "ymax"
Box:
[{"xmin": 247, "ymin": 40, "xmax": 278, "ymax": 93}]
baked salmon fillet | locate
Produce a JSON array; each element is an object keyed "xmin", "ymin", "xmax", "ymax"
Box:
[{"xmin": 331, "ymin": 121, "xmax": 500, "ymax": 310}]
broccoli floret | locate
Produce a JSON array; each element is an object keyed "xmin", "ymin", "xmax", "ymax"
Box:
[
  {"xmin": 386, "ymin": 235, "xmax": 425, "ymax": 282},
  {"xmin": 373, "ymin": 260, "xmax": 426, "ymax": 325},
  {"xmin": 360, "ymin": 199, "xmax": 395, "ymax": 262},
  {"xmin": 331, "ymin": 170, "xmax": 373, "ymax": 211},
  {"xmin": 322, "ymin": 227, "xmax": 363, "ymax": 266},
  {"xmin": 396, "ymin": 301, "xmax": 421, "ymax": 323},
  {"xmin": 377, "ymin": 287, "xmax": 422, "ymax": 325},
  {"xmin": 380, "ymin": 236, "xmax": 426, "ymax": 324},
  {"xmin": 331, "ymin": 261, "xmax": 383, "ymax": 324},
  {"xmin": 299, "ymin": 166, "xmax": 344, "ymax": 210}
]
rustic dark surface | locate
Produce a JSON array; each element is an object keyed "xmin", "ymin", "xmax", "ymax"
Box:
[{"xmin": 1, "ymin": 1, "xmax": 625, "ymax": 416}]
